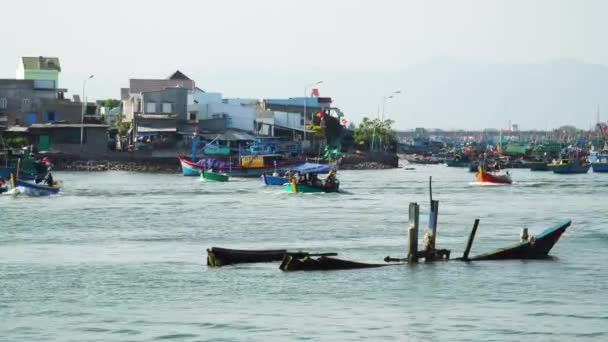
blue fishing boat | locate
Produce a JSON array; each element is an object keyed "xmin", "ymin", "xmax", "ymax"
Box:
[
  {"xmin": 547, "ymin": 158, "xmax": 590, "ymax": 174},
  {"xmin": 14, "ymin": 179, "xmax": 60, "ymax": 195},
  {"xmin": 590, "ymin": 150, "xmax": 608, "ymax": 173},
  {"xmin": 261, "ymin": 173, "xmax": 288, "ymax": 186}
]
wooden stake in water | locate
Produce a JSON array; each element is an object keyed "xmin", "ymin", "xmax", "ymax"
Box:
[
  {"xmin": 408, "ymin": 202, "xmax": 420, "ymax": 263},
  {"xmin": 462, "ymin": 219, "xmax": 480, "ymax": 261},
  {"xmin": 428, "ymin": 200, "xmax": 439, "ymax": 251}
]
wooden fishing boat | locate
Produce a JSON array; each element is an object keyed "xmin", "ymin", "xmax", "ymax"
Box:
[
  {"xmin": 284, "ymin": 163, "xmax": 339, "ymax": 193},
  {"xmin": 261, "ymin": 173, "xmax": 288, "ymax": 186},
  {"xmin": 279, "ymin": 255, "xmax": 389, "ymax": 272},
  {"xmin": 468, "ymin": 220, "xmax": 571, "ymax": 261},
  {"xmin": 206, "ymin": 247, "xmax": 337, "ymax": 267},
  {"xmin": 547, "ymin": 158, "xmax": 590, "ymax": 174},
  {"xmin": 475, "ymin": 166, "xmax": 512, "ymax": 184},
  {"xmin": 527, "ymin": 161, "xmax": 550, "ymax": 171},
  {"xmin": 178, "ymin": 155, "xmax": 301, "ymax": 177},
  {"xmin": 14, "ymin": 179, "xmax": 60, "ymax": 195},
  {"xmin": 201, "ymin": 169, "xmax": 229, "ymax": 182}
]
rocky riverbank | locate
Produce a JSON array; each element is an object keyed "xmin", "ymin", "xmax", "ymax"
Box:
[{"xmin": 54, "ymin": 160, "xmax": 180, "ymax": 173}]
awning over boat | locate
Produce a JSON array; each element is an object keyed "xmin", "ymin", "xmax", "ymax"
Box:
[{"xmin": 289, "ymin": 163, "xmax": 335, "ymax": 174}]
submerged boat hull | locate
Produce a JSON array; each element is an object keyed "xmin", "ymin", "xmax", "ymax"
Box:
[
  {"xmin": 469, "ymin": 220, "xmax": 571, "ymax": 260},
  {"xmin": 207, "ymin": 247, "xmax": 288, "ymax": 266},
  {"xmin": 280, "ymin": 255, "xmax": 386, "ymax": 272}
]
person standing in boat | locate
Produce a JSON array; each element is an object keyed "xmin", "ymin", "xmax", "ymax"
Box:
[{"xmin": 43, "ymin": 167, "xmax": 54, "ymax": 187}]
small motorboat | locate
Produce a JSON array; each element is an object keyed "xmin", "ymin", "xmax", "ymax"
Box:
[
  {"xmin": 475, "ymin": 166, "xmax": 512, "ymax": 185},
  {"xmin": 284, "ymin": 163, "xmax": 339, "ymax": 193},
  {"xmin": 590, "ymin": 150, "xmax": 608, "ymax": 173},
  {"xmin": 14, "ymin": 179, "xmax": 60, "ymax": 195},
  {"xmin": 200, "ymin": 169, "xmax": 229, "ymax": 182}
]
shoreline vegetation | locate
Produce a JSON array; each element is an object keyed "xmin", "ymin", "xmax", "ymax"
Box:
[{"xmin": 52, "ymin": 153, "xmax": 399, "ymax": 173}]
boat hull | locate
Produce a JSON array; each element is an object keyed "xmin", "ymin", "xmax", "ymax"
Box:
[
  {"xmin": 178, "ymin": 156, "xmax": 300, "ymax": 177},
  {"xmin": 444, "ymin": 159, "xmax": 469, "ymax": 167},
  {"xmin": 207, "ymin": 247, "xmax": 288, "ymax": 266},
  {"xmin": 591, "ymin": 162, "xmax": 608, "ymax": 173},
  {"xmin": 14, "ymin": 179, "xmax": 60, "ymax": 195},
  {"xmin": 261, "ymin": 173, "xmax": 288, "ymax": 186},
  {"xmin": 201, "ymin": 170, "xmax": 229, "ymax": 182},
  {"xmin": 548, "ymin": 164, "xmax": 590, "ymax": 174},
  {"xmin": 280, "ymin": 255, "xmax": 385, "ymax": 272},
  {"xmin": 284, "ymin": 182, "xmax": 339, "ymax": 193},
  {"xmin": 475, "ymin": 171, "xmax": 512, "ymax": 184},
  {"xmin": 527, "ymin": 162, "xmax": 550, "ymax": 171},
  {"xmin": 469, "ymin": 220, "xmax": 571, "ymax": 260}
]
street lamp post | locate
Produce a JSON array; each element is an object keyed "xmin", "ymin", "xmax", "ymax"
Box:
[
  {"xmin": 303, "ymin": 80, "xmax": 323, "ymax": 147},
  {"xmin": 378, "ymin": 90, "xmax": 402, "ymax": 151},
  {"xmin": 80, "ymin": 74, "xmax": 94, "ymax": 149}
]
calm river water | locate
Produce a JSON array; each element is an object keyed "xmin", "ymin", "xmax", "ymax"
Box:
[{"xmin": 1, "ymin": 165, "xmax": 607, "ymax": 341}]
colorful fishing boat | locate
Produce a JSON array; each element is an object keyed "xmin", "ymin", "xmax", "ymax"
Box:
[
  {"xmin": 261, "ymin": 173, "xmax": 288, "ymax": 186},
  {"xmin": 283, "ymin": 163, "xmax": 339, "ymax": 193},
  {"xmin": 547, "ymin": 158, "xmax": 590, "ymax": 174},
  {"xmin": 178, "ymin": 155, "xmax": 301, "ymax": 177},
  {"xmin": 467, "ymin": 220, "xmax": 571, "ymax": 260},
  {"xmin": 475, "ymin": 166, "xmax": 512, "ymax": 185},
  {"xmin": 590, "ymin": 150, "xmax": 608, "ymax": 173},
  {"xmin": 200, "ymin": 169, "xmax": 229, "ymax": 182},
  {"xmin": 13, "ymin": 179, "xmax": 60, "ymax": 196}
]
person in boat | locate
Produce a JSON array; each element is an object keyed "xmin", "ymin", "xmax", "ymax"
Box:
[
  {"xmin": 43, "ymin": 170, "xmax": 54, "ymax": 187},
  {"xmin": 310, "ymin": 173, "xmax": 322, "ymax": 187},
  {"xmin": 325, "ymin": 170, "xmax": 337, "ymax": 188}
]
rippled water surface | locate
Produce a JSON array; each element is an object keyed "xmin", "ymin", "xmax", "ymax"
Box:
[{"xmin": 1, "ymin": 166, "xmax": 607, "ymax": 341}]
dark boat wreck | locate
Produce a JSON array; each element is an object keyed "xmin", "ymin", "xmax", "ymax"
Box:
[
  {"xmin": 459, "ymin": 219, "xmax": 572, "ymax": 261},
  {"xmin": 279, "ymin": 255, "xmax": 397, "ymax": 272},
  {"xmin": 206, "ymin": 247, "xmax": 337, "ymax": 267}
]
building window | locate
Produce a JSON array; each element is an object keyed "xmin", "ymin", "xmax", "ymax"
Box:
[
  {"xmin": 146, "ymin": 102, "xmax": 156, "ymax": 113},
  {"xmin": 22, "ymin": 98, "xmax": 30, "ymax": 107},
  {"xmin": 162, "ymin": 103, "xmax": 172, "ymax": 113},
  {"xmin": 0, "ymin": 98, "xmax": 7, "ymax": 109},
  {"xmin": 188, "ymin": 112, "xmax": 196, "ymax": 121},
  {"xmin": 45, "ymin": 111, "xmax": 57, "ymax": 122},
  {"xmin": 26, "ymin": 112, "xmax": 37, "ymax": 124}
]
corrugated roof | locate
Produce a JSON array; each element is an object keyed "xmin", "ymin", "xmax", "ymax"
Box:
[
  {"xmin": 22, "ymin": 57, "xmax": 61, "ymax": 71},
  {"xmin": 138, "ymin": 126, "xmax": 176, "ymax": 133}
]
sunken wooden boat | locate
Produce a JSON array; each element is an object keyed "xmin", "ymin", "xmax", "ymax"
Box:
[
  {"xmin": 467, "ymin": 220, "xmax": 571, "ymax": 261},
  {"xmin": 206, "ymin": 247, "xmax": 337, "ymax": 267},
  {"xmin": 279, "ymin": 255, "xmax": 390, "ymax": 272}
]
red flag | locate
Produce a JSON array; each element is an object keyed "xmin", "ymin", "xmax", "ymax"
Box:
[
  {"xmin": 310, "ymin": 88, "xmax": 320, "ymax": 97},
  {"xmin": 341, "ymin": 118, "xmax": 348, "ymax": 125},
  {"xmin": 315, "ymin": 111, "xmax": 325, "ymax": 118}
]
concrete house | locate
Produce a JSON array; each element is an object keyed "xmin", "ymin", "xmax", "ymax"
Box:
[{"xmin": 16, "ymin": 56, "xmax": 62, "ymax": 91}]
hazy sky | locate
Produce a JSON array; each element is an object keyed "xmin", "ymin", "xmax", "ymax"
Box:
[{"xmin": 3, "ymin": 0, "xmax": 608, "ymax": 130}]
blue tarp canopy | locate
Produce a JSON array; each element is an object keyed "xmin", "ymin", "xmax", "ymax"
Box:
[{"xmin": 289, "ymin": 163, "xmax": 335, "ymax": 174}]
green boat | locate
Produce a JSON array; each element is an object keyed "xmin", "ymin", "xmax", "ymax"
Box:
[
  {"xmin": 200, "ymin": 170, "xmax": 229, "ymax": 182},
  {"xmin": 444, "ymin": 159, "xmax": 470, "ymax": 167},
  {"xmin": 283, "ymin": 163, "xmax": 339, "ymax": 193}
]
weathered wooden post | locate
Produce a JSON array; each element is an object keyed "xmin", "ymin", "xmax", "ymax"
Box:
[
  {"xmin": 462, "ymin": 219, "xmax": 480, "ymax": 260},
  {"xmin": 407, "ymin": 202, "xmax": 420, "ymax": 263}
]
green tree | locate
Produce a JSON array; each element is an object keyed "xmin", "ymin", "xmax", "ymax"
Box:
[
  {"xmin": 354, "ymin": 117, "xmax": 397, "ymax": 151},
  {"xmin": 102, "ymin": 99, "xmax": 121, "ymax": 108}
]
